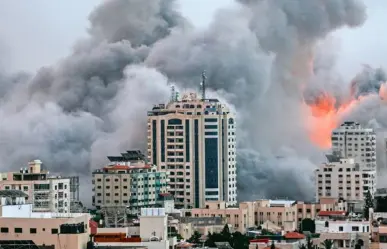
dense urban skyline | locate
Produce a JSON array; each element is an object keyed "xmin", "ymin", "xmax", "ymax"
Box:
[{"xmin": 0, "ymin": 0, "xmax": 387, "ymax": 206}]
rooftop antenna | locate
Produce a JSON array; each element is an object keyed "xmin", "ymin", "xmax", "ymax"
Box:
[
  {"xmin": 170, "ymin": 85, "xmax": 176, "ymax": 103},
  {"xmin": 200, "ymin": 70, "xmax": 206, "ymax": 100}
]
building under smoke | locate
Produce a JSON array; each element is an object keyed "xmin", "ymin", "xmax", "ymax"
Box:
[
  {"xmin": 147, "ymin": 82, "xmax": 237, "ymax": 209},
  {"xmin": 331, "ymin": 122, "xmax": 376, "ymax": 171}
]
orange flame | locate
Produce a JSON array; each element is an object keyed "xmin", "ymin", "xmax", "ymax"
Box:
[
  {"xmin": 307, "ymin": 94, "xmax": 339, "ymax": 149},
  {"xmin": 306, "ymin": 84, "xmax": 387, "ymax": 149},
  {"xmin": 306, "ymin": 96, "xmax": 362, "ymax": 149}
]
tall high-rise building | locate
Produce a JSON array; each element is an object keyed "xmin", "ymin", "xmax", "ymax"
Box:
[
  {"xmin": 147, "ymin": 91, "xmax": 237, "ymax": 209},
  {"xmin": 331, "ymin": 121, "xmax": 376, "ymax": 170}
]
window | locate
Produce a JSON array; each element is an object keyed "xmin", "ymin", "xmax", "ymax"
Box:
[
  {"xmin": 15, "ymin": 228, "xmax": 23, "ymax": 233},
  {"xmin": 352, "ymin": 226, "xmax": 359, "ymax": 231},
  {"xmin": 30, "ymin": 228, "xmax": 37, "ymax": 234},
  {"xmin": 1, "ymin": 227, "xmax": 9, "ymax": 233},
  {"xmin": 339, "ymin": 226, "xmax": 343, "ymax": 231},
  {"xmin": 51, "ymin": 228, "xmax": 58, "ymax": 234}
]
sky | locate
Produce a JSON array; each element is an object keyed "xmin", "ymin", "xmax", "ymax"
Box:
[{"xmin": 0, "ymin": 0, "xmax": 386, "ymax": 81}]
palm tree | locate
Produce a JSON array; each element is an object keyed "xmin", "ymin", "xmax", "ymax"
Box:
[
  {"xmin": 299, "ymin": 244, "xmax": 307, "ymax": 249},
  {"xmin": 306, "ymin": 236, "xmax": 316, "ymax": 249},
  {"xmin": 321, "ymin": 239, "xmax": 334, "ymax": 249}
]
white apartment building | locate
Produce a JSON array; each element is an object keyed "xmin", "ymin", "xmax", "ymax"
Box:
[
  {"xmin": 92, "ymin": 208, "xmax": 175, "ymax": 249},
  {"xmin": 92, "ymin": 150, "xmax": 169, "ymax": 215},
  {"xmin": 0, "ymin": 160, "xmax": 71, "ymax": 213},
  {"xmin": 147, "ymin": 90, "xmax": 237, "ymax": 209},
  {"xmin": 331, "ymin": 121, "xmax": 376, "ymax": 170},
  {"xmin": 316, "ymin": 219, "xmax": 370, "ymax": 233},
  {"xmin": 315, "ymin": 157, "xmax": 376, "ymax": 202}
]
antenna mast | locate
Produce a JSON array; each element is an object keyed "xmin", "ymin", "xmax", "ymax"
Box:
[
  {"xmin": 201, "ymin": 71, "xmax": 206, "ymax": 100},
  {"xmin": 170, "ymin": 85, "xmax": 176, "ymax": 103}
]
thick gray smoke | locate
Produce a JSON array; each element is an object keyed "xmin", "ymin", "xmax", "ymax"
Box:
[
  {"xmin": 351, "ymin": 67, "xmax": 387, "ymax": 98},
  {"xmin": 0, "ymin": 0, "xmax": 370, "ymax": 204}
]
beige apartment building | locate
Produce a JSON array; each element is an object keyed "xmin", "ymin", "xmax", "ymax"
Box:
[
  {"xmin": 190, "ymin": 199, "xmax": 346, "ymax": 233},
  {"xmin": 0, "ymin": 190, "xmax": 90, "ymax": 249},
  {"xmin": 147, "ymin": 89, "xmax": 237, "ymax": 209},
  {"xmin": 332, "ymin": 121, "xmax": 376, "ymax": 170},
  {"xmin": 315, "ymin": 156, "xmax": 376, "ymax": 202},
  {"xmin": 0, "ymin": 160, "xmax": 71, "ymax": 213},
  {"xmin": 92, "ymin": 150, "xmax": 169, "ymax": 215}
]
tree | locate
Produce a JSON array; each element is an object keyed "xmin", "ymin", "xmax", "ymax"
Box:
[
  {"xmin": 321, "ymin": 239, "xmax": 334, "ymax": 249},
  {"xmin": 363, "ymin": 190, "xmax": 374, "ymax": 220},
  {"xmin": 305, "ymin": 236, "xmax": 316, "ymax": 249},
  {"xmin": 300, "ymin": 218, "xmax": 316, "ymax": 233},
  {"xmin": 221, "ymin": 224, "xmax": 232, "ymax": 243},
  {"xmin": 299, "ymin": 244, "xmax": 307, "ymax": 249},
  {"xmin": 204, "ymin": 232, "xmax": 216, "ymax": 247},
  {"xmin": 232, "ymin": 231, "xmax": 249, "ymax": 249},
  {"xmin": 187, "ymin": 231, "xmax": 201, "ymax": 245},
  {"xmin": 270, "ymin": 240, "xmax": 276, "ymax": 249}
]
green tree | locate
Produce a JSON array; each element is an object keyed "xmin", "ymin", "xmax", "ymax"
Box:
[
  {"xmin": 299, "ymin": 244, "xmax": 307, "ymax": 249},
  {"xmin": 305, "ymin": 236, "xmax": 316, "ymax": 249},
  {"xmin": 232, "ymin": 231, "xmax": 249, "ymax": 249},
  {"xmin": 204, "ymin": 232, "xmax": 215, "ymax": 247},
  {"xmin": 363, "ymin": 190, "xmax": 374, "ymax": 220},
  {"xmin": 321, "ymin": 239, "xmax": 334, "ymax": 249},
  {"xmin": 187, "ymin": 231, "xmax": 201, "ymax": 245},
  {"xmin": 300, "ymin": 218, "xmax": 316, "ymax": 233},
  {"xmin": 270, "ymin": 240, "xmax": 276, "ymax": 249},
  {"xmin": 221, "ymin": 224, "xmax": 232, "ymax": 243}
]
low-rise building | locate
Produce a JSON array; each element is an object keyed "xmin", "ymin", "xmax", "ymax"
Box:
[
  {"xmin": 191, "ymin": 201, "xmax": 252, "ymax": 233},
  {"xmin": 92, "ymin": 208, "xmax": 176, "ymax": 249},
  {"xmin": 0, "ymin": 160, "xmax": 71, "ymax": 213},
  {"xmin": 92, "ymin": 150, "xmax": 169, "ymax": 215},
  {"xmin": 0, "ymin": 191, "xmax": 91, "ymax": 249},
  {"xmin": 178, "ymin": 216, "xmax": 225, "ymax": 239},
  {"xmin": 190, "ymin": 199, "xmax": 347, "ymax": 233},
  {"xmin": 315, "ymin": 212, "xmax": 370, "ymax": 248}
]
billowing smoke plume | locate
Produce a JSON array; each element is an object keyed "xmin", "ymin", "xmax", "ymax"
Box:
[
  {"xmin": 351, "ymin": 67, "xmax": 387, "ymax": 98},
  {"xmin": 0, "ymin": 0, "xmax": 371, "ymax": 204}
]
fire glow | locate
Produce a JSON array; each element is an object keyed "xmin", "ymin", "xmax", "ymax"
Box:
[{"xmin": 306, "ymin": 83, "xmax": 387, "ymax": 149}]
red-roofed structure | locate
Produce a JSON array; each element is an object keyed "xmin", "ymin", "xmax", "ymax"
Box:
[
  {"xmin": 102, "ymin": 164, "xmax": 152, "ymax": 171},
  {"xmin": 318, "ymin": 210, "xmax": 346, "ymax": 216},
  {"xmin": 89, "ymin": 219, "xmax": 98, "ymax": 235},
  {"xmin": 284, "ymin": 232, "xmax": 305, "ymax": 239}
]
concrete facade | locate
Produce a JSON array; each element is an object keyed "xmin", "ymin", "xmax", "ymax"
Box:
[
  {"xmin": 315, "ymin": 158, "xmax": 376, "ymax": 201},
  {"xmin": 147, "ymin": 92, "xmax": 237, "ymax": 208},
  {"xmin": 332, "ymin": 121, "xmax": 376, "ymax": 170},
  {"xmin": 92, "ymin": 151, "xmax": 169, "ymax": 215},
  {"xmin": 0, "ymin": 203, "xmax": 90, "ymax": 249},
  {"xmin": 190, "ymin": 199, "xmax": 345, "ymax": 233},
  {"xmin": 0, "ymin": 160, "xmax": 71, "ymax": 213}
]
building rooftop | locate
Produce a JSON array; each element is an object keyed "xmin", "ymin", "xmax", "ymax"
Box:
[
  {"xmin": 268, "ymin": 200, "xmax": 296, "ymax": 207},
  {"xmin": 0, "ymin": 190, "xmax": 28, "ymax": 198},
  {"xmin": 0, "ymin": 240, "xmax": 39, "ymax": 249},
  {"xmin": 284, "ymin": 232, "xmax": 305, "ymax": 240},
  {"xmin": 107, "ymin": 150, "xmax": 146, "ymax": 162},
  {"xmin": 318, "ymin": 211, "xmax": 346, "ymax": 217},
  {"xmin": 1, "ymin": 204, "xmax": 86, "ymax": 219}
]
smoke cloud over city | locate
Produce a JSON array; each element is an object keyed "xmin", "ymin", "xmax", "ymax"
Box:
[{"xmin": 1, "ymin": 0, "xmax": 386, "ymax": 204}]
